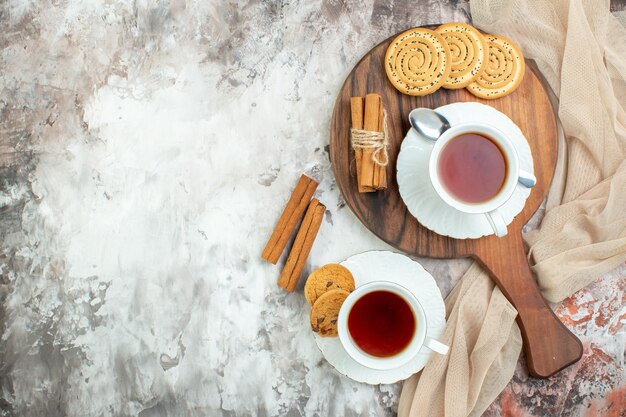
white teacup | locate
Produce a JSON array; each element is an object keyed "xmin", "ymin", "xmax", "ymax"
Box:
[
  {"xmin": 428, "ymin": 123, "xmax": 536, "ymax": 237},
  {"xmin": 337, "ymin": 281, "xmax": 449, "ymax": 370}
]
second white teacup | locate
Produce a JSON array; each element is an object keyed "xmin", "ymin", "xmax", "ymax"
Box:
[
  {"xmin": 428, "ymin": 123, "xmax": 535, "ymax": 237},
  {"xmin": 337, "ymin": 281, "xmax": 449, "ymax": 371}
]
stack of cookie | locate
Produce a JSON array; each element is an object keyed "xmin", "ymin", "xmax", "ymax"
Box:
[
  {"xmin": 385, "ymin": 23, "xmax": 525, "ymax": 99},
  {"xmin": 305, "ymin": 264, "xmax": 355, "ymax": 337}
]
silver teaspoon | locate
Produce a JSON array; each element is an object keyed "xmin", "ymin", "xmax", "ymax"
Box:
[{"xmin": 408, "ymin": 108, "xmax": 451, "ymax": 142}]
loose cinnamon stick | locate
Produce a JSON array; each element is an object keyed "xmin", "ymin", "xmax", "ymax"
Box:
[
  {"xmin": 350, "ymin": 97, "xmax": 374, "ymax": 193},
  {"xmin": 278, "ymin": 198, "xmax": 326, "ymax": 292},
  {"xmin": 262, "ymin": 174, "xmax": 318, "ymax": 264},
  {"xmin": 374, "ymin": 101, "xmax": 387, "ymax": 189},
  {"xmin": 361, "ymin": 94, "xmax": 381, "ymax": 189}
]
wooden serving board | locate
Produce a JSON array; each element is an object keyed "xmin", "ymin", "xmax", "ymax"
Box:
[{"xmin": 329, "ymin": 26, "xmax": 583, "ymax": 378}]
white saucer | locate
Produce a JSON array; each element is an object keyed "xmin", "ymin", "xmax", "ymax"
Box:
[
  {"xmin": 314, "ymin": 251, "xmax": 446, "ymax": 385},
  {"xmin": 397, "ymin": 102, "xmax": 534, "ymax": 239}
]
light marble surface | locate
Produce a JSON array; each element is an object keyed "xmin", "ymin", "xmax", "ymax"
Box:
[{"xmin": 1, "ymin": 1, "xmax": 624, "ymax": 416}]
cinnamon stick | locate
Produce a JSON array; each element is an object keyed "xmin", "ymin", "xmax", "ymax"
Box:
[
  {"xmin": 374, "ymin": 100, "xmax": 387, "ymax": 189},
  {"xmin": 361, "ymin": 94, "xmax": 381, "ymax": 189},
  {"xmin": 278, "ymin": 198, "xmax": 326, "ymax": 292},
  {"xmin": 262, "ymin": 174, "xmax": 318, "ymax": 264},
  {"xmin": 350, "ymin": 97, "xmax": 374, "ymax": 193}
]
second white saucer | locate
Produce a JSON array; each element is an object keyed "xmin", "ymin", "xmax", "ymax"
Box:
[{"xmin": 314, "ymin": 251, "xmax": 446, "ymax": 385}]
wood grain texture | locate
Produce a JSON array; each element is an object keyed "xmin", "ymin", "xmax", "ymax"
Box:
[{"xmin": 329, "ymin": 26, "xmax": 582, "ymax": 378}]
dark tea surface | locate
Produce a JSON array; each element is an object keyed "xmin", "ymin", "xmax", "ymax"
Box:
[
  {"xmin": 438, "ymin": 133, "xmax": 506, "ymax": 203},
  {"xmin": 347, "ymin": 290, "xmax": 416, "ymax": 357}
]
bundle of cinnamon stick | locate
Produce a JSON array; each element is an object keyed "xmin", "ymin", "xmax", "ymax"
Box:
[
  {"xmin": 262, "ymin": 174, "xmax": 325, "ymax": 292},
  {"xmin": 350, "ymin": 93, "xmax": 388, "ymax": 192}
]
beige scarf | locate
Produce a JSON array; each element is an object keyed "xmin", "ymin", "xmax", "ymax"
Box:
[{"xmin": 399, "ymin": 0, "xmax": 626, "ymax": 416}]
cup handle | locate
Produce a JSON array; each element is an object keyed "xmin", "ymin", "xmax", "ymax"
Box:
[
  {"xmin": 518, "ymin": 169, "xmax": 537, "ymax": 188},
  {"xmin": 485, "ymin": 209, "xmax": 508, "ymax": 237},
  {"xmin": 424, "ymin": 337, "xmax": 449, "ymax": 355}
]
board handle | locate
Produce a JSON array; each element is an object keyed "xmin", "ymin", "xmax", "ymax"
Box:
[{"xmin": 477, "ymin": 234, "xmax": 583, "ymax": 378}]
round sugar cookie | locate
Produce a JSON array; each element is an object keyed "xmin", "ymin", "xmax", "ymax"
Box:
[
  {"xmin": 435, "ymin": 22, "xmax": 488, "ymax": 89},
  {"xmin": 385, "ymin": 28, "xmax": 452, "ymax": 96},
  {"xmin": 304, "ymin": 264, "xmax": 355, "ymax": 306},
  {"xmin": 466, "ymin": 34, "xmax": 525, "ymax": 99},
  {"xmin": 310, "ymin": 289, "xmax": 350, "ymax": 337}
]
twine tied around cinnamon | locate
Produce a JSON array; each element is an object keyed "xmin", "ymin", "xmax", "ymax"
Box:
[{"xmin": 350, "ymin": 110, "xmax": 389, "ymax": 166}]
